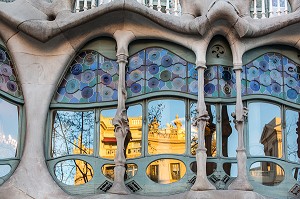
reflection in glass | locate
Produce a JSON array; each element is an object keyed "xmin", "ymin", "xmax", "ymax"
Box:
[
  {"xmin": 223, "ymin": 163, "xmax": 237, "ymax": 177},
  {"xmin": 248, "ymin": 103, "xmax": 282, "ymax": 157},
  {"xmin": 222, "ymin": 105, "xmax": 238, "ymax": 157},
  {"xmin": 51, "ymin": 111, "xmax": 94, "ymax": 157},
  {"xmin": 102, "ymin": 163, "xmax": 138, "ymax": 181},
  {"xmin": 146, "ymin": 159, "xmax": 186, "ymax": 184},
  {"xmin": 190, "ymin": 102, "xmax": 217, "ymax": 157},
  {"xmin": 54, "ymin": 159, "xmax": 93, "ymax": 185},
  {"xmin": 249, "ymin": 162, "xmax": 284, "ymax": 186},
  {"xmin": 99, "ymin": 109, "xmax": 117, "ymax": 159},
  {"xmin": 190, "ymin": 161, "xmax": 217, "ymax": 176},
  {"xmin": 286, "ymin": 110, "xmax": 300, "ymax": 163},
  {"xmin": 126, "ymin": 105, "xmax": 142, "ymax": 158},
  {"xmin": 148, "ymin": 100, "xmax": 185, "ymax": 155},
  {"xmin": 0, "ymin": 98, "xmax": 18, "ymax": 159},
  {"xmin": 292, "ymin": 168, "xmax": 300, "ymax": 183},
  {"xmin": 0, "ymin": 165, "xmax": 11, "ymax": 177}
]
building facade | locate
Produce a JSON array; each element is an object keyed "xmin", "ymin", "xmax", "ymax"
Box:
[{"xmin": 0, "ymin": 0, "xmax": 300, "ymax": 198}]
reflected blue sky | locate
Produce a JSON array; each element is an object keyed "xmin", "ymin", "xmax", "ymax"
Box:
[
  {"xmin": 0, "ymin": 98, "xmax": 18, "ymax": 159},
  {"xmin": 286, "ymin": 109, "xmax": 299, "ymax": 163},
  {"xmin": 248, "ymin": 102, "xmax": 281, "ymax": 156}
]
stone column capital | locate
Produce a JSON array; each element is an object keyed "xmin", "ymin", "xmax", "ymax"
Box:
[
  {"xmin": 195, "ymin": 64, "xmax": 207, "ymax": 70},
  {"xmin": 116, "ymin": 54, "xmax": 128, "ymax": 64}
]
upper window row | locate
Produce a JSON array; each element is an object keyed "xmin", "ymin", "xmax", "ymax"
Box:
[{"xmin": 53, "ymin": 49, "xmax": 300, "ymax": 104}]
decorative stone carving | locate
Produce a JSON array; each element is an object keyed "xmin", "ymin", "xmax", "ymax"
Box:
[
  {"xmin": 107, "ymin": 54, "xmax": 131, "ymax": 195},
  {"xmin": 228, "ymin": 67, "xmax": 253, "ymax": 191},
  {"xmin": 191, "ymin": 65, "xmax": 216, "ymax": 191}
]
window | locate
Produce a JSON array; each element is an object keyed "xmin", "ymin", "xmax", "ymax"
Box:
[
  {"xmin": 0, "ymin": 45, "xmax": 24, "ymax": 185},
  {"xmin": 48, "ymin": 42, "xmax": 300, "ymax": 197}
]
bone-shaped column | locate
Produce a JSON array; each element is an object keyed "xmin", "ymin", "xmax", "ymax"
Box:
[
  {"xmin": 191, "ymin": 64, "xmax": 216, "ymax": 191},
  {"xmin": 228, "ymin": 64, "xmax": 253, "ymax": 191},
  {"xmin": 107, "ymin": 30, "xmax": 135, "ymax": 195}
]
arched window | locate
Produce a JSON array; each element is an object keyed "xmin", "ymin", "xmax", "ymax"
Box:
[{"xmin": 0, "ymin": 45, "xmax": 24, "ymax": 185}]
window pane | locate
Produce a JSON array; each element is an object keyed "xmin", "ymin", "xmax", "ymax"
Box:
[
  {"xmin": 248, "ymin": 103, "xmax": 282, "ymax": 157},
  {"xmin": 190, "ymin": 161, "xmax": 217, "ymax": 176},
  {"xmin": 102, "ymin": 163, "xmax": 138, "ymax": 181},
  {"xmin": 146, "ymin": 159, "xmax": 186, "ymax": 184},
  {"xmin": 54, "ymin": 159, "xmax": 93, "ymax": 185},
  {"xmin": 222, "ymin": 105, "xmax": 238, "ymax": 157},
  {"xmin": 99, "ymin": 109, "xmax": 117, "ymax": 159},
  {"xmin": 148, "ymin": 100, "xmax": 185, "ymax": 155},
  {"xmin": 127, "ymin": 105, "xmax": 142, "ymax": 158},
  {"xmin": 286, "ymin": 110, "xmax": 300, "ymax": 163},
  {"xmin": 223, "ymin": 163, "xmax": 237, "ymax": 177},
  {"xmin": 51, "ymin": 110, "xmax": 94, "ymax": 157},
  {"xmin": 190, "ymin": 102, "xmax": 217, "ymax": 157},
  {"xmin": 0, "ymin": 98, "xmax": 18, "ymax": 159},
  {"xmin": 0, "ymin": 165, "xmax": 11, "ymax": 177},
  {"xmin": 292, "ymin": 168, "xmax": 300, "ymax": 183},
  {"xmin": 249, "ymin": 161, "xmax": 284, "ymax": 186}
]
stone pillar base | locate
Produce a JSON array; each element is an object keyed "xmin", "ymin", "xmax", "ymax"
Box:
[
  {"xmin": 228, "ymin": 149, "xmax": 253, "ymax": 191},
  {"xmin": 107, "ymin": 166, "xmax": 131, "ymax": 195},
  {"xmin": 191, "ymin": 149, "xmax": 215, "ymax": 191}
]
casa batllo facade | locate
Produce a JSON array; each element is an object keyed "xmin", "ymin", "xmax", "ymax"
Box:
[{"xmin": 0, "ymin": 0, "xmax": 300, "ymax": 198}]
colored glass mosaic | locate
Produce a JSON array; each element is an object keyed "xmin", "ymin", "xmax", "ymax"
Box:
[
  {"xmin": 242, "ymin": 53, "xmax": 300, "ymax": 103},
  {"xmin": 0, "ymin": 47, "xmax": 23, "ymax": 99},
  {"xmin": 219, "ymin": 66, "xmax": 236, "ymax": 97},
  {"xmin": 145, "ymin": 48, "xmax": 187, "ymax": 93},
  {"xmin": 245, "ymin": 53, "xmax": 284, "ymax": 98},
  {"xmin": 54, "ymin": 50, "xmax": 118, "ymax": 103},
  {"xmin": 204, "ymin": 66, "xmax": 218, "ymax": 97},
  {"xmin": 282, "ymin": 57, "xmax": 300, "ymax": 103}
]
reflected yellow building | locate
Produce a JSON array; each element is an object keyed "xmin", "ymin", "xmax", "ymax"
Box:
[{"xmin": 73, "ymin": 114, "xmax": 188, "ymax": 184}]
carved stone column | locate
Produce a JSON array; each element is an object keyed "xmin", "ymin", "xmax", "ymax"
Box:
[
  {"xmin": 191, "ymin": 65, "xmax": 216, "ymax": 191},
  {"xmin": 107, "ymin": 54, "xmax": 131, "ymax": 195},
  {"xmin": 228, "ymin": 64, "xmax": 253, "ymax": 191}
]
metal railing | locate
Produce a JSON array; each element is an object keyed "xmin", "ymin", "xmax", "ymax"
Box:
[
  {"xmin": 250, "ymin": 0, "xmax": 291, "ymax": 19},
  {"xmin": 74, "ymin": 0, "xmax": 181, "ymax": 16}
]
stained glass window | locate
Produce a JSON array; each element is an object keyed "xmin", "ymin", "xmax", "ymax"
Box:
[
  {"xmin": 0, "ymin": 47, "xmax": 23, "ymax": 98},
  {"xmin": 54, "ymin": 50, "xmax": 118, "ymax": 103}
]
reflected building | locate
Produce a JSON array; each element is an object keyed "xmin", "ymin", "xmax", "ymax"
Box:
[
  {"xmin": 148, "ymin": 115, "xmax": 185, "ymax": 155},
  {"xmin": 250, "ymin": 117, "xmax": 284, "ymax": 186}
]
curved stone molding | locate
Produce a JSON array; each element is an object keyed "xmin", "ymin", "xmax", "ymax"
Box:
[{"xmin": 0, "ymin": 0, "xmax": 300, "ymax": 42}]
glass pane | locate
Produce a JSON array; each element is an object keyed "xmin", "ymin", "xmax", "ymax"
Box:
[
  {"xmin": 286, "ymin": 110, "xmax": 300, "ymax": 163},
  {"xmin": 0, "ymin": 98, "xmax": 18, "ymax": 159},
  {"xmin": 222, "ymin": 105, "xmax": 238, "ymax": 157},
  {"xmin": 0, "ymin": 165, "xmax": 11, "ymax": 177},
  {"xmin": 148, "ymin": 100, "xmax": 185, "ymax": 155},
  {"xmin": 190, "ymin": 102, "xmax": 217, "ymax": 157},
  {"xmin": 292, "ymin": 168, "xmax": 300, "ymax": 183},
  {"xmin": 190, "ymin": 161, "xmax": 217, "ymax": 176},
  {"xmin": 102, "ymin": 163, "xmax": 138, "ymax": 181},
  {"xmin": 146, "ymin": 159, "xmax": 186, "ymax": 184},
  {"xmin": 249, "ymin": 161, "xmax": 284, "ymax": 186},
  {"xmin": 223, "ymin": 163, "xmax": 237, "ymax": 177},
  {"xmin": 126, "ymin": 105, "xmax": 142, "ymax": 158},
  {"xmin": 54, "ymin": 159, "xmax": 93, "ymax": 185},
  {"xmin": 51, "ymin": 111, "xmax": 94, "ymax": 157},
  {"xmin": 99, "ymin": 109, "xmax": 117, "ymax": 159},
  {"xmin": 248, "ymin": 103, "xmax": 282, "ymax": 157}
]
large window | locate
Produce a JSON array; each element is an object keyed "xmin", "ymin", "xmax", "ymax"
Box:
[{"xmin": 48, "ymin": 44, "xmax": 300, "ymax": 198}]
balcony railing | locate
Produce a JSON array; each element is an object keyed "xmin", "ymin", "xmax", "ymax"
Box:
[
  {"xmin": 250, "ymin": 0, "xmax": 291, "ymax": 18},
  {"xmin": 74, "ymin": 0, "xmax": 181, "ymax": 15}
]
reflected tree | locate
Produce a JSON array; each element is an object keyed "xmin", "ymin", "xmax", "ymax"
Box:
[{"xmin": 52, "ymin": 111, "xmax": 95, "ymax": 185}]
